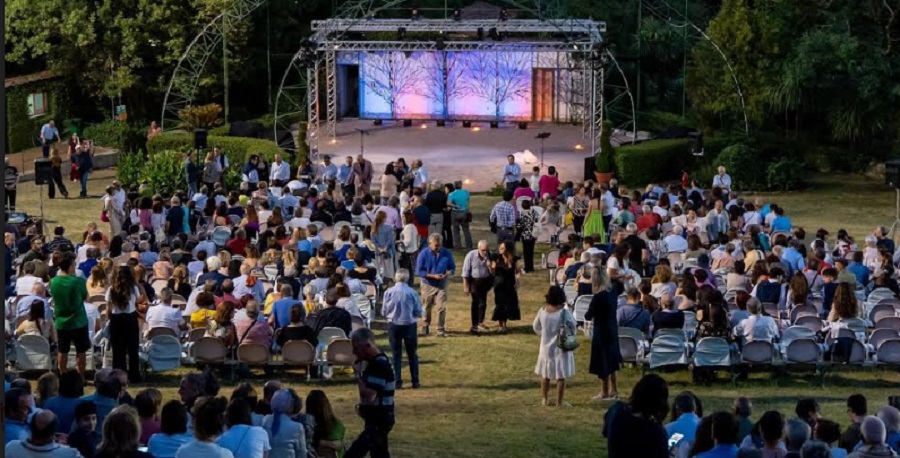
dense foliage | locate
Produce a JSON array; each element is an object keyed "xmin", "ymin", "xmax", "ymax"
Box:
[
  {"xmin": 138, "ymin": 150, "xmax": 188, "ymax": 197},
  {"xmin": 177, "ymin": 104, "xmax": 225, "ymax": 132},
  {"xmin": 147, "ymin": 132, "xmax": 287, "ymax": 163},
  {"xmin": 613, "ymin": 139, "xmax": 692, "ymax": 186},
  {"xmin": 83, "ymin": 121, "xmax": 146, "ymax": 154},
  {"xmin": 5, "ymin": 81, "xmax": 69, "ymax": 153}
]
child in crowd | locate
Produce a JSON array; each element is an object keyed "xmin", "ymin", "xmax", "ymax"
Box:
[{"xmin": 67, "ymin": 401, "xmax": 100, "ymax": 458}]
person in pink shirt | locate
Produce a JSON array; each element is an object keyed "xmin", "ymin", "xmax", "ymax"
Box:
[
  {"xmin": 513, "ymin": 179, "xmax": 536, "ymax": 200},
  {"xmin": 538, "ymin": 166, "xmax": 560, "ymax": 198}
]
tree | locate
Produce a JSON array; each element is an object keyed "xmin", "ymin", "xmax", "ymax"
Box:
[
  {"xmin": 364, "ymin": 51, "xmax": 426, "ymax": 118},
  {"xmin": 459, "ymin": 51, "xmax": 532, "ymax": 120},
  {"xmin": 418, "ymin": 51, "xmax": 466, "ymax": 118}
]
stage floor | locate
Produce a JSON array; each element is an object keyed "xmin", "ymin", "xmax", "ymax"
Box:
[{"xmin": 316, "ymin": 119, "xmax": 629, "ymax": 192}]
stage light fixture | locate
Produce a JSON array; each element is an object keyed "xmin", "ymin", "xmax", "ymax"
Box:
[
  {"xmin": 472, "ymin": 127, "xmax": 481, "ymax": 132},
  {"xmin": 518, "ymin": 122, "xmax": 527, "ymax": 130},
  {"xmin": 499, "ymin": 8, "xmax": 509, "ymax": 21},
  {"xmin": 574, "ymin": 144, "xmax": 584, "ymax": 150},
  {"xmin": 490, "ymin": 121, "xmax": 499, "ymax": 129},
  {"xmin": 462, "ymin": 121, "xmax": 472, "ymax": 128},
  {"xmin": 453, "ymin": 9, "xmax": 461, "ymax": 21},
  {"xmin": 435, "ymin": 37, "xmax": 446, "ymax": 51},
  {"xmin": 488, "ymin": 28, "xmax": 502, "ymax": 41},
  {"xmin": 437, "ymin": 120, "xmax": 446, "ymax": 127},
  {"xmin": 411, "ymin": 7, "xmax": 420, "ymax": 20},
  {"xmin": 398, "ymin": 27, "xmax": 406, "ymax": 40},
  {"xmin": 477, "ymin": 27, "xmax": 485, "ymax": 41},
  {"xmin": 403, "ymin": 119, "xmax": 413, "ymax": 127},
  {"xmin": 373, "ymin": 120, "xmax": 383, "ymax": 126},
  {"xmin": 420, "ymin": 123, "xmax": 428, "ymax": 129}
]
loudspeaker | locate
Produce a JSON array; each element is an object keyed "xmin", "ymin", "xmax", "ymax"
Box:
[
  {"xmin": 34, "ymin": 159, "xmax": 52, "ymax": 185},
  {"xmin": 517, "ymin": 122, "xmax": 528, "ymax": 130},
  {"xmin": 193, "ymin": 129, "xmax": 208, "ymax": 150},
  {"xmin": 402, "ymin": 119, "xmax": 412, "ymax": 127},
  {"xmin": 583, "ymin": 156, "xmax": 597, "ymax": 182},
  {"xmin": 886, "ymin": 160, "xmax": 900, "ymax": 188}
]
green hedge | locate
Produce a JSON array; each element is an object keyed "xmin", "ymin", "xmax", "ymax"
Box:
[
  {"xmin": 148, "ymin": 132, "xmax": 284, "ymax": 163},
  {"xmin": 83, "ymin": 121, "xmax": 146, "ymax": 153},
  {"xmin": 613, "ymin": 139, "xmax": 692, "ymax": 185}
]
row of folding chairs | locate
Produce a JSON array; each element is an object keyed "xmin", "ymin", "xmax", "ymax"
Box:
[{"xmin": 188, "ymin": 336, "xmax": 353, "ymax": 381}]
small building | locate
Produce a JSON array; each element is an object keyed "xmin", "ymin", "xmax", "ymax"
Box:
[{"xmin": 5, "ymin": 70, "xmax": 69, "ymax": 153}]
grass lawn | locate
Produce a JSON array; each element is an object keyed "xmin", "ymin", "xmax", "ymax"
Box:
[{"xmin": 12, "ymin": 170, "xmax": 900, "ymax": 458}]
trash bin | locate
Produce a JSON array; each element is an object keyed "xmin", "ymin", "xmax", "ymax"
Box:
[{"xmin": 65, "ymin": 118, "xmax": 83, "ymax": 136}]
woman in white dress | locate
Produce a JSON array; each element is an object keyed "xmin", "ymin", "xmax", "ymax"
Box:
[{"xmin": 533, "ymin": 285, "xmax": 577, "ymax": 407}]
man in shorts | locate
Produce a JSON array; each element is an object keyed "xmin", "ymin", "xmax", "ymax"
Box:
[{"xmin": 50, "ymin": 251, "xmax": 90, "ymax": 378}]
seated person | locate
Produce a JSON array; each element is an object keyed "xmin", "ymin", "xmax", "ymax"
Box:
[{"xmin": 616, "ymin": 288, "xmax": 650, "ymax": 335}]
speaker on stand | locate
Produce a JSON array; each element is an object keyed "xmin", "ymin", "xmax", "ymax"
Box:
[{"xmin": 194, "ymin": 129, "xmax": 208, "ymax": 150}]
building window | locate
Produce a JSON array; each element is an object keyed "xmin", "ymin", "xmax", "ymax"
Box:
[{"xmin": 27, "ymin": 92, "xmax": 47, "ymax": 117}]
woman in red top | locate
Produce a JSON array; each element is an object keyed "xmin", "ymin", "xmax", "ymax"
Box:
[{"xmin": 538, "ymin": 166, "xmax": 560, "ymax": 198}]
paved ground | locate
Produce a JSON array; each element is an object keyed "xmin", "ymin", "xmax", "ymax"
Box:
[{"xmin": 315, "ymin": 119, "xmax": 636, "ymax": 191}]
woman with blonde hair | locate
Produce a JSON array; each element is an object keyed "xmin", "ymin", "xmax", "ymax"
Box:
[
  {"xmin": 167, "ymin": 265, "xmax": 192, "ymax": 299},
  {"xmin": 650, "ymin": 265, "xmax": 677, "ymax": 299},
  {"xmin": 281, "ymin": 249, "xmax": 299, "ymax": 277},
  {"xmin": 153, "ymin": 250, "xmax": 174, "ymax": 280},
  {"xmin": 585, "ymin": 266, "xmax": 620, "ymax": 400},
  {"xmin": 371, "ymin": 211, "xmax": 396, "ymax": 279},
  {"xmin": 202, "ymin": 151, "xmax": 220, "ymax": 191},
  {"xmin": 88, "ymin": 265, "xmax": 110, "ymax": 296},
  {"xmin": 96, "ymin": 405, "xmax": 153, "ymax": 458}
]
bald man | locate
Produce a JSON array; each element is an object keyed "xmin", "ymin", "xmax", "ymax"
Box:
[
  {"xmin": 462, "ymin": 241, "xmax": 494, "ymax": 334},
  {"xmin": 352, "ymin": 154, "xmax": 374, "ymax": 195},
  {"xmin": 6, "ymin": 410, "xmax": 82, "ymax": 457}
]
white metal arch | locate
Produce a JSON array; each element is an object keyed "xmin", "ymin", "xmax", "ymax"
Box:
[{"xmin": 160, "ymin": 0, "xmax": 267, "ymax": 130}]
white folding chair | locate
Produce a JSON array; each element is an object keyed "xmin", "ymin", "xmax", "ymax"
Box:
[
  {"xmin": 143, "ymin": 335, "xmax": 183, "ymax": 372},
  {"xmin": 876, "ymin": 316, "xmax": 900, "ymax": 332},
  {"xmin": 694, "ymin": 337, "xmax": 733, "ymax": 368},
  {"xmin": 572, "ymin": 295, "xmax": 592, "ymax": 337},
  {"xmin": 795, "ymin": 316, "xmax": 824, "ymax": 333},
  {"xmin": 784, "ymin": 338, "xmax": 823, "ymax": 365},
  {"xmin": 318, "ymin": 327, "xmax": 348, "ymax": 345},
  {"xmin": 869, "ymin": 329, "xmax": 900, "ymax": 352},
  {"xmin": 790, "ymin": 304, "xmax": 819, "ymax": 324},
  {"xmin": 282, "ymin": 340, "xmax": 317, "ymax": 380},
  {"xmin": 876, "ymin": 339, "xmax": 900, "ymax": 367},
  {"xmin": 780, "ymin": 326, "xmax": 817, "ymax": 356},
  {"xmin": 16, "ymin": 335, "xmax": 53, "ymax": 371},
  {"xmin": 741, "ymin": 340, "xmax": 775, "ymax": 365},
  {"xmin": 648, "ymin": 333, "xmax": 689, "ymax": 369}
]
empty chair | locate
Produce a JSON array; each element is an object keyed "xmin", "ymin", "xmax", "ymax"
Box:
[
  {"xmin": 618, "ymin": 326, "xmax": 647, "ymax": 345},
  {"xmin": 171, "ymin": 294, "xmax": 187, "ymax": 305},
  {"xmin": 563, "ymin": 284, "xmax": 579, "ymax": 306},
  {"xmin": 683, "ymin": 311, "xmax": 698, "ymax": 334},
  {"xmin": 193, "ymin": 337, "xmax": 229, "ymax": 364},
  {"xmin": 282, "ymin": 340, "xmax": 317, "ymax": 380},
  {"xmin": 762, "ymin": 302, "xmax": 780, "ymax": 319},
  {"xmin": 573, "ymin": 296, "xmax": 593, "ymax": 336},
  {"xmin": 741, "ymin": 340, "xmax": 775, "ymax": 365},
  {"xmin": 869, "ymin": 329, "xmax": 900, "ymax": 352},
  {"xmin": 780, "ymin": 326, "xmax": 817, "ymax": 354},
  {"xmin": 784, "ymin": 339, "xmax": 823, "ymax": 365},
  {"xmin": 876, "ymin": 339, "xmax": 900, "ymax": 366},
  {"xmin": 144, "ymin": 335, "xmax": 182, "ymax": 372},
  {"xmin": 16, "ymin": 335, "xmax": 53, "ymax": 371},
  {"xmin": 694, "ymin": 337, "xmax": 733, "ymax": 368},
  {"xmin": 325, "ymin": 338, "xmax": 355, "ymax": 369},
  {"xmin": 544, "ymin": 249, "xmax": 560, "ymax": 269},
  {"xmin": 870, "ymin": 303, "xmax": 897, "ymax": 326},
  {"xmin": 648, "ymin": 333, "xmax": 689, "ymax": 369},
  {"xmin": 187, "ymin": 328, "xmax": 208, "ymax": 343},
  {"xmin": 877, "ymin": 316, "xmax": 900, "ymax": 332},
  {"xmin": 619, "ymin": 336, "xmax": 643, "ymax": 365},
  {"xmin": 146, "ymin": 327, "xmax": 178, "ymax": 340},
  {"xmin": 264, "ymin": 265, "xmax": 279, "ymax": 282},
  {"xmin": 795, "ymin": 316, "xmax": 824, "ymax": 333},
  {"xmin": 877, "ymin": 298, "xmax": 900, "ymax": 309},
  {"xmin": 790, "ymin": 304, "xmax": 819, "ymax": 324},
  {"xmin": 237, "ymin": 343, "xmax": 271, "ymax": 366},
  {"xmin": 211, "ymin": 226, "xmax": 232, "ymax": 247},
  {"xmin": 318, "ymin": 327, "xmax": 348, "ymax": 346}
]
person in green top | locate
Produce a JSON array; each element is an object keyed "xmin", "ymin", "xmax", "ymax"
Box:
[
  {"xmin": 49, "ymin": 251, "xmax": 90, "ymax": 378},
  {"xmin": 306, "ymin": 389, "xmax": 346, "ymax": 457}
]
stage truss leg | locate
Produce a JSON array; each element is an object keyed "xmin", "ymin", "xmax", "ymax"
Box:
[
  {"xmin": 308, "ymin": 60, "xmax": 322, "ymax": 162},
  {"xmin": 325, "ymin": 48, "xmax": 338, "ymax": 141},
  {"xmin": 590, "ymin": 62, "xmax": 605, "ymax": 157}
]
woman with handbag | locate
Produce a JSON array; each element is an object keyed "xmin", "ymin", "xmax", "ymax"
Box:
[{"xmin": 532, "ymin": 285, "xmax": 577, "ymax": 407}]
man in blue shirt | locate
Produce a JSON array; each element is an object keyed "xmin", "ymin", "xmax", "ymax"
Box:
[
  {"xmin": 695, "ymin": 412, "xmax": 740, "ymax": 458},
  {"xmin": 381, "ymin": 269, "xmax": 424, "ymax": 389},
  {"xmin": 770, "ymin": 206, "xmax": 792, "ymax": 233},
  {"xmin": 40, "ymin": 120, "xmax": 61, "ymax": 158},
  {"xmin": 501, "ymin": 155, "xmax": 521, "ymax": 192},
  {"xmin": 847, "ymin": 251, "xmax": 870, "ymax": 290},
  {"xmin": 415, "ymin": 233, "xmax": 456, "ymax": 337},
  {"xmin": 337, "ymin": 155, "xmax": 355, "ymax": 197},
  {"xmin": 4, "ymin": 388, "xmax": 31, "ymax": 444},
  {"xmin": 780, "ymin": 240, "xmax": 806, "ymax": 278},
  {"xmin": 269, "ymin": 284, "xmax": 301, "ymax": 330},
  {"xmin": 665, "ymin": 394, "xmax": 702, "ymax": 449}
]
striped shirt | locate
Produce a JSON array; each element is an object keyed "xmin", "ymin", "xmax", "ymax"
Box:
[
  {"xmin": 462, "ymin": 250, "xmax": 492, "ymax": 279},
  {"xmin": 490, "ymin": 201, "xmax": 517, "ymax": 228},
  {"xmin": 360, "ymin": 353, "xmax": 395, "ymax": 420}
]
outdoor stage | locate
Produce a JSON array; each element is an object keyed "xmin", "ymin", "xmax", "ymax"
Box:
[{"xmin": 317, "ymin": 118, "xmax": 642, "ymax": 192}]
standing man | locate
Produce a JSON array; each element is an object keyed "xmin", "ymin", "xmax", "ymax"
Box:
[
  {"xmin": 269, "ymin": 154, "xmax": 291, "ymax": 188},
  {"xmin": 412, "ymin": 159, "xmax": 428, "ymax": 190},
  {"xmin": 213, "ymin": 146, "xmax": 229, "ymax": 188},
  {"xmin": 346, "ymin": 328, "xmax": 395, "ymax": 458},
  {"xmin": 713, "ymin": 166, "xmax": 732, "ymax": 198},
  {"xmin": 73, "ymin": 144, "xmax": 93, "ymax": 198},
  {"xmin": 448, "ymin": 180, "xmax": 473, "ymax": 251},
  {"xmin": 600, "ymin": 182, "xmax": 615, "ymax": 236},
  {"xmin": 318, "ymin": 155, "xmax": 338, "ymax": 183},
  {"xmin": 489, "ymin": 190, "xmax": 517, "ymax": 245},
  {"xmin": 165, "ymin": 197, "xmax": 185, "ymax": 242},
  {"xmin": 424, "ymin": 180, "xmax": 447, "ymax": 237},
  {"xmin": 502, "ymin": 154, "xmax": 521, "ymax": 192},
  {"xmin": 185, "ymin": 151, "xmax": 200, "ymax": 197},
  {"xmin": 462, "ymin": 240, "xmax": 493, "ymax": 335},
  {"xmin": 337, "ymin": 155, "xmax": 355, "ymax": 198},
  {"xmin": 381, "ymin": 269, "xmax": 423, "ymax": 389},
  {"xmin": 5, "ymin": 156, "xmax": 19, "ymax": 211},
  {"xmin": 50, "ymin": 251, "xmax": 90, "ymax": 378},
  {"xmin": 353, "ymin": 154, "xmax": 374, "ymax": 196},
  {"xmin": 415, "ymin": 233, "xmax": 455, "ymax": 337},
  {"xmin": 40, "ymin": 119, "xmax": 61, "ymax": 158}
]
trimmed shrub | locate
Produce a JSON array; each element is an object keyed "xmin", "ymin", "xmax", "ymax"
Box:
[
  {"xmin": 138, "ymin": 150, "xmax": 187, "ymax": 197},
  {"xmin": 117, "ymin": 152, "xmax": 144, "ymax": 188},
  {"xmin": 765, "ymin": 157, "xmax": 805, "ymax": 190},
  {"xmin": 613, "ymin": 139, "xmax": 692, "ymax": 185},
  {"xmin": 716, "ymin": 143, "xmax": 765, "ymax": 191},
  {"xmin": 82, "ymin": 121, "xmax": 145, "ymax": 153},
  {"xmin": 595, "ymin": 121, "xmax": 615, "ymax": 173},
  {"xmin": 148, "ymin": 132, "xmax": 283, "ymax": 163}
]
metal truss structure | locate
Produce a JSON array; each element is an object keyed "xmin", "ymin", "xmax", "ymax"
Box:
[
  {"xmin": 275, "ymin": 0, "xmax": 636, "ymax": 163},
  {"xmin": 160, "ymin": 0, "xmax": 266, "ymax": 130}
]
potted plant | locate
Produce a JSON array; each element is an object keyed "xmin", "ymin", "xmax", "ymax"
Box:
[{"xmin": 594, "ymin": 121, "xmax": 615, "ymax": 183}]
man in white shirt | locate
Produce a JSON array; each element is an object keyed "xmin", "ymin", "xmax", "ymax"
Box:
[
  {"xmin": 15, "ymin": 283, "xmax": 52, "ymax": 321},
  {"xmin": 664, "ymin": 226, "xmax": 689, "ymax": 253},
  {"xmin": 502, "ymin": 155, "xmax": 521, "ymax": 192},
  {"xmin": 528, "ymin": 166, "xmax": 541, "ymax": 193},
  {"xmin": 317, "ymin": 155, "xmax": 338, "ymax": 182},
  {"xmin": 412, "ymin": 159, "xmax": 429, "ymax": 190},
  {"xmin": 712, "ymin": 166, "xmax": 732, "ymax": 196},
  {"xmin": 145, "ymin": 288, "xmax": 187, "ymax": 335},
  {"xmin": 233, "ymin": 263, "xmax": 265, "ymax": 303},
  {"xmin": 269, "ymin": 154, "xmax": 291, "ymax": 187},
  {"xmin": 277, "ymin": 187, "xmax": 299, "ymax": 216},
  {"xmin": 733, "ymin": 298, "xmax": 779, "ymax": 344},
  {"xmin": 15, "ymin": 262, "xmax": 44, "ymax": 296},
  {"xmin": 600, "ymin": 182, "xmax": 615, "ymax": 230}
]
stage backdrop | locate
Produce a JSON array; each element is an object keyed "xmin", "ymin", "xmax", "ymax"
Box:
[{"xmin": 358, "ymin": 51, "xmax": 534, "ymax": 121}]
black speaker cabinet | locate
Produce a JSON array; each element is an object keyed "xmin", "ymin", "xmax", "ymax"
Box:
[
  {"xmin": 583, "ymin": 156, "xmax": 597, "ymax": 182},
  {"xmin": 886, "ymin": 160, "xmax": 900, "ymax": 189},
  {"xmin": 194, "ymin": 128, "xmax": 208, "ymax": 150},
  {"xmin": 34, "ymin": 159, "xmax": 52, "ymax": 185}
]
